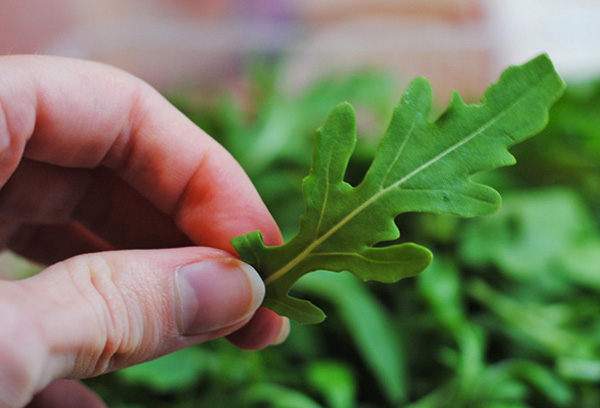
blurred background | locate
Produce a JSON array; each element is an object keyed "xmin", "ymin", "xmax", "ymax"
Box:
[
  {"xmin": 3, "ymin": 0, "xmax": 600, "ymax": 96},
  {"xmin": 2, "ymin": 1, "xmax": 600, "ymax": 407}
]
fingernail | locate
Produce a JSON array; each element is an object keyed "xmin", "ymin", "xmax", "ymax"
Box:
[
  {"xmin": 175, "ymin": 258, "xmax": 264, "ymax": 335},
  {"xmin": 271, "ymin": 317, "xmax": 290, "ymax": 346}
]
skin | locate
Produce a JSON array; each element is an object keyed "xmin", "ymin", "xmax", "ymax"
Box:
[{"xmin": 0, "ymin": 55, "xmax": 287, "ymax": 408}]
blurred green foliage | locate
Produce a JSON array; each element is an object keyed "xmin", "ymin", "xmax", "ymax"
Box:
[{"xmin": 88, "ymin": 69, "xmax": 600, "ymax": 407}]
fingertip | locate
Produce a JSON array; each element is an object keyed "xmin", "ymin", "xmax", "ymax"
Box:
[
  {"xmin": 226, "ymin": 308, "xmax": 290, "ymax": 351},
  {"xmin": 175, "ymin": 258, "xmax": 265, "ymax": 336},
  {"xmin": 270, "ymin": 316, "xmax": 290, "ymax": 346}
]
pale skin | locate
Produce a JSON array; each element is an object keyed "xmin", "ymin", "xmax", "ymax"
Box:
[{"xmin": 0, "ymin": 55, "xmax": 288, "ymax": 408}]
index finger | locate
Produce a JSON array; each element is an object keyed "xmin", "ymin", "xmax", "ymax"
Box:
[{"xmin": 0, "ymin": 55, "xmax": 282, "ymax": 251}]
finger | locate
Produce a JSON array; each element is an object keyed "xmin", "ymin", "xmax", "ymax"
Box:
[
  {"xmin": 0, "ymin": 55, "xmax": 282, "ymax": 253},
  {"xmin": 0, "ymin": 159, "xmax": 192, "ymax": 258},
  {"xmin": 26, "ymin": 380, "xmax": 106, "ymax": 408},
  {"xmin": 8, "ymin": 226, "xmax": 291, "ymax": 354},
  {"xmin": 226, "ymin": 308, "xmax": 290, "ymax": 350},
  {"xmin": 0, "ymin": 247, "xmax": 278, "ymax": 405}
]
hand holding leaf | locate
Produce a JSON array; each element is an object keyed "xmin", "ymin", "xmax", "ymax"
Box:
[{"xmin": 233, "ymin": 55, "xmax": 565, "ymax": 324}]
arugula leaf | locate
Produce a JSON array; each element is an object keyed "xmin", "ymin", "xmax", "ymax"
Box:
[{"xmin": 232, "ymin": 54, "xmax": 565, "ymax": 324}]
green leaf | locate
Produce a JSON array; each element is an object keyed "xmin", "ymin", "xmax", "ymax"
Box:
[
  {"xmin": 305, "ymin": 360, "xmax": 357, "ymax": 408},
  {"xmin": 117, "ymin": 347, "xmax": 209, "ymax": 392},
  {"xmin": 417, "ymin": 257, "xmax": 466, "ymax": 334},
  {"xmin": 459, "ymin": 188, "xmax": 596, "ymax": 280},
  {"xmin": 557, "ymin": 357, "xmax": 600, "ymax": 382},
  {"xmin": 296, "ymin": 271, "xmax": 408, "ymax": 404},
  {"xmin": 466, "ymin": 279, "xmax": 591, "ymax": 358},
  {"xmin": 504, "ymin": 360, "xmax": 574, "ymax": 406},
  {"xmin": 238, "ymin": 383, "xmax": 324, "ymax": 408},
  {"xmin": 232, "ymin": 54, "xmax": 565, "ymax": 324}
]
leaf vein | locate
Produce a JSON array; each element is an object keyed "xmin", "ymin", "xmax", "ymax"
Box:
[
  {"xmin": 311, "ymin": 251, "xmax": 404, "ymax": 265},
  {"xmin": 380, "ymin": 119, "xmax": 416, "ymax": 188}
]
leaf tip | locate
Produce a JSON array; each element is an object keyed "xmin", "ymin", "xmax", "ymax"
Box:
[
  {"xmin": 404, "ymin": 76, "xmax": 433, "ymax": 98},
  {"xmin": 317, "ymin": 101, "xmax": 357, "ymax": 137},
  {"xmin": 333, "ymin": 101, "xmax": 356, "ymax": 119},
  {"xmin": 399, "ymin": 76, "xmax": 434, "ymax": 116}
]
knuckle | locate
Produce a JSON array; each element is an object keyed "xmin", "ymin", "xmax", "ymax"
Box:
[
  {"xmin": 65, "ymin": 254, "xmax": 140, "ymax": 375},
  {"xmin": 0, "ymin": 68, "xmax": 35, "ymax": 186}
]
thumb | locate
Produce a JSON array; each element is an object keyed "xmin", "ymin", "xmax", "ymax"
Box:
[{"xmin": 0, "ymin": 247, "xmax": 264, "ymax": 404}]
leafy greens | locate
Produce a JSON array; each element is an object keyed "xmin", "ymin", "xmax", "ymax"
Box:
[{"xmin": 232, "ymin": 54, "xmax": 565, "ymax": 324}]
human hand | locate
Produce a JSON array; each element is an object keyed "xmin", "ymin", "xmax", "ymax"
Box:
[{"xmin": 0, "ymin": 55, "xmax": 289, "ymax": 408}]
